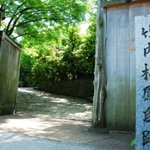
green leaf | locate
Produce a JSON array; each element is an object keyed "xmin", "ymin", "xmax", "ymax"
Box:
[{"xmin": 130, "ymin": 139, "xmax": 136, "ymax": 146}]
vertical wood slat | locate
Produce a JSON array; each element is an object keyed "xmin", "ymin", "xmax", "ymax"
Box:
[
  {"xmin": 92, "ymin": 0, "xmax": 107, "ymax": 127},
  {"xmin": 106, "ymin": 7, "xmax": 131, "ymax": 130},
  {"xmin": 105, "ymin": 3, "xmax": 150, "ymax": 131},
  {"xmin": 0, "ymin": 32, "xmax": 21, "ymax": 114}
]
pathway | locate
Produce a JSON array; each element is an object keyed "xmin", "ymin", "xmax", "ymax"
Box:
[{"xmin": 0, "ymin": 88, "xmax": 134, "ymax": 150}]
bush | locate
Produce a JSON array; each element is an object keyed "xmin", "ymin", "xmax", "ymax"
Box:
[
  {"xmin": 19, "ymin": 52, "xmax": 34, "ymax": 87},
  {"xmin": 19, "ymin": 19, "xmax": 96, "ymax": 88}
]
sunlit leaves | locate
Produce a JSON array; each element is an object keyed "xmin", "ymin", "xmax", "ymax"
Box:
[
  {"xmin": 17, "ymin": 0, "xmax": 96, "ymax": 86},
  {"xmin": 1, "ymin": 0, "xmax": 86, "ymax": 40}
]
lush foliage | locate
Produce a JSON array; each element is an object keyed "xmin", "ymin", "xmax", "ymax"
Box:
[
  {"xmin": 19, "ymin": 52, "xmax": 34, "ymax": 86},
  {"xmin": 0, "ymin": 0, "xmax": 96, "ymax": 87},
  {"xmin": 21, "ymin": 19, "xmax": 96, "ymax": 87},
  {"xmin": 0, "ymin": 0, "xmax": 86, "ymax": 39}
]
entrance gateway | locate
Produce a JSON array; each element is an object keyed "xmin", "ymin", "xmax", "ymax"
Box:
[{"xmin": 93, "ymin": 0, "xmax": 150, "ymax": 132}]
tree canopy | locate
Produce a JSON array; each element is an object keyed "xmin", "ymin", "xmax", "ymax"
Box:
[
  {"xmin": 0, "ymin": 0, "xmax": 86, "ymax": 39},
  {"xmin": 0, "ymin": 0, "xmax": 97, "ymax": 98}
]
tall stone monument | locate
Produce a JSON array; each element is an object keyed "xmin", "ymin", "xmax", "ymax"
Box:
[{"xmin": 135, "ymin": 15, "xmax": 150, "ymax": 150}]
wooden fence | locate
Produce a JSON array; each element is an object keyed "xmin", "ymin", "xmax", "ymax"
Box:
[{"xmin": 0, "ymin": 31, "xmax": 21, "ymax": 114}]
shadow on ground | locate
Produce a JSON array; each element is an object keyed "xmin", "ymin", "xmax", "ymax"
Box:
[
  {"xmin": 0, "ymin": 88, "xmax": 135, "ymax": 150},
  {"xmin": 17, "ymin": 88, "xmax": 92, "ymax": 122}
]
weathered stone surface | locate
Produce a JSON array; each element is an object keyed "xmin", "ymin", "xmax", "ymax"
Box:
[{"xmin": 135, "ymin": 14, "xmax": 150, "ymax": 150}]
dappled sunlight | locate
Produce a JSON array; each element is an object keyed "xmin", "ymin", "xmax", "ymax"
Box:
[
  {"xmin": 51, "ymin": 98, "xmax": 69, "ymax": 104},
  {"xmin": 18, "ymin": 88, "xmax": 37, "ymax": 94},
  {"xmin": 0, "ymin": 91, "xmax": 134, "ymax": 150},
  {"xmin": 0, "ymin": 117, "xmax": 57, "ymax": 136},
  {"xmin": 3, "ymin": 87, "xmax": 93, "ymax": 142},
  {"xmin": 0, "ymin": 115, "xmax": 91, "ymax": 141},
  {"xmin": 0, "ymin": 118, "xmax": 52, "ymax": 130},
  {"xmin": 0, "ymin": 88, "xmax": 134, "ymax": 149},
  {"xmin": 17, "ymin": 88, "xmax": 92, "ymax": 122},
  {"xmin": 67, "ymin": 111, "xmax": 92, "ymax": 121}
]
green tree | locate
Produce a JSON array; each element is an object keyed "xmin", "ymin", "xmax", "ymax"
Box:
[
  {"xmin": 3, "ymin": 0, "xmax": 97, "ymax": 90},
  {"xmin": 0, "ymin": 0, "xmax": 86, "ymax": 39},
  {"xmin": 19, "ymin": 52, "xmax": 34, "ymax": 86}
]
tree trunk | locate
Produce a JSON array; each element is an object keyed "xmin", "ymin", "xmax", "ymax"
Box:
[{"xmin": 92, "ymin": 0, "xmax": 107, "ymax": 128}]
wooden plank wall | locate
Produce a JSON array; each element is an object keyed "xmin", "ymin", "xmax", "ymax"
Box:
[
  {"xmin": 0, "ymin": 32, "xmax": 21, "ymax": 114},
  {"xmin": 105, "ymin": 3, "xmax": 150, "ymax": 131}
]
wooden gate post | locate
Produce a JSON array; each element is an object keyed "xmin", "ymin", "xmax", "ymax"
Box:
[
  {"xmin": 92, "ymin": 0, "xmax": 107, "ymax": 128},
  {"xmin": 0, "ymin": 31, "xmax": 21, "ymax": 114}
]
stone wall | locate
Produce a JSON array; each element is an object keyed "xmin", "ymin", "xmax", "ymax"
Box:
[{"xmin": 38, "ymin": 79, "xmax": 94, "ymax": 99}]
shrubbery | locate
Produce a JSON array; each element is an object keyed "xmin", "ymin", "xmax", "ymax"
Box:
[{"xmin": 19, "ymin": 18, "xmax": 96, "ymax": 87}]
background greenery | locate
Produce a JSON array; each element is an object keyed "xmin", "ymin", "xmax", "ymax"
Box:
[{"xmin": 1, "ymin": 0, "xmax": 96, "ymax": 89}]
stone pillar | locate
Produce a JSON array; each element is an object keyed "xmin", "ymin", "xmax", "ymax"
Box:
[{"xmin": 135, "ymin": 15, "xmax": 150, "ymax": 149}]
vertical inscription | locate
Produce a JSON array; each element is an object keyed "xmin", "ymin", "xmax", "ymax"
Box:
[{"xmin": 135, "ymin": 15, "xmax": 150, "ymax": 150}]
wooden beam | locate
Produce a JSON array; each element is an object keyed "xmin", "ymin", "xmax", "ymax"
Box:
[
  {"xmin": 103, "ymin": 0, "xmax": 150, "ymax": 8},
  {"xmin": 0, "ymin": 31, "xmax": 21, "ymax": 51},
  {"xmin": 102, "ymin": 0, "xmax": 127, "ymax": 7},
  {"xmin": 92, "ymin": 0, "xmax": 107, "ymax": 128}
]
